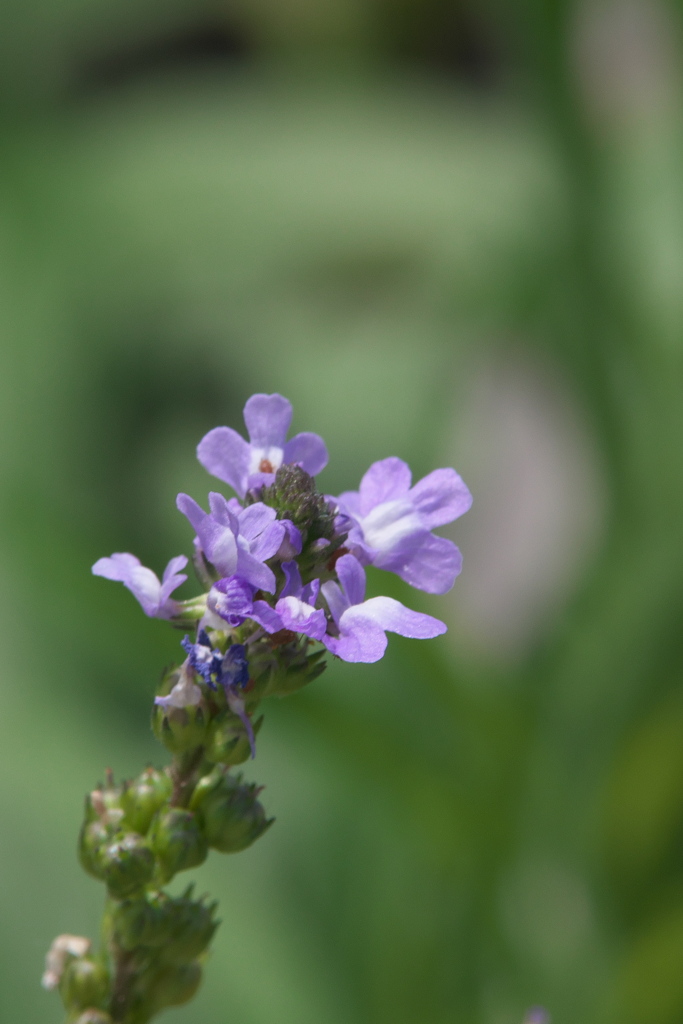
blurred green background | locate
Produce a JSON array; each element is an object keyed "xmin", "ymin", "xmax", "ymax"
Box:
[{"xmin": 2, "ymin": 1, "xmax": 683, "ymax": 1022}]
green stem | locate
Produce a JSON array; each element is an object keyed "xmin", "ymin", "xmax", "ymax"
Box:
[
  {"xmin": 109, "ymin": 943, "xmax": 137, "ymax": 1024},
  {"xmin": 169, "ymin": 747, "xmax": 205, "ymax": 808}
]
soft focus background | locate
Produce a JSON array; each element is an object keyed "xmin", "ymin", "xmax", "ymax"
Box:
[{"xmin": 2, "ymin": 1, "xmax": 683, "ymax": 1022}]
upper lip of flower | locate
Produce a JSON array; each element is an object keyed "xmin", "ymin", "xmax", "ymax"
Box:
[{"xmin": 196, "ymin": 393, "xmax": 329, "ymax": 499}]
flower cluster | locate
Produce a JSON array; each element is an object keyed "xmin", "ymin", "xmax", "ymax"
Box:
[
  {"xmin": 46, "ymin": 394, "xmax": 472, "ymax": 1024},
  {"xmin": 93, "ymin": 393, "xmax": 471, "ymax": 751}
]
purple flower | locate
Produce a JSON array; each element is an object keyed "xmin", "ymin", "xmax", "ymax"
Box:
[
  {"xmin": 275, "ymin": 561, "xmax": 327, "ymax": 640},
  {"xmin": 196, "ymin": 393, "xmax": 328, "ymax": 498},
  {"xmin": 206, "ymin": 564, "xmax": 326, "ymax": 642},
  {"xmin": 321, "ymin": 553, "xmax": 446, "ymax": 663},
  {"xmin": 181, "ymin": 629, "xmax": 223, "ymax": 687},
  {"xmin": 207, "ymin": 575, "xmax": 283, "ymax": 634},
  {"xmin": 337, "ymin": 456, "xmax": 472, "ymax": 594},
  {"xmin": 92, "ymin": 553, "xmax": 188, "ymax": 618},
  {"xmin": 159, "ymin": 636, "xmax": 255, "ymax": 753},
  {"xmin": 177, "ymin": 492, "xmax": 297, "ymax": 594}
]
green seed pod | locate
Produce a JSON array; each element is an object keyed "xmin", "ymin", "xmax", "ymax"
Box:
[
  {"xmin": 73, "ymin": 1012, "xmax": 113, "ymax": 1024},
  {"xmin": 190, "ymin": 766, "xmax": 273, "ymax": 854},
  {"xmin": 100, "ymin": 834, "xmax": 155, "ymax": 899},
  {"xmin": 149, "ymin": 809, "xmax": 207, "ymax": 883},
  {"xmin": 112, "ymin": 894, "xmax": 164, "ymax": 951},
  {"xmin": 266, "ymin": 647, "xmax": 327, "ymax": 697},
  {"xmin": 159, "ymin": 896, "xmax": 218, "ymax": 965},
  {"xmin": 121, "ymin": 768, "xmax": 172, "ymax": 835},
  {"xmin": 152, "ymin": 665, "xmax": 209, "ymax": 755},
  {"xmin": 152, "ymin": 701, "xmax": 208, "ymax": 755},
  {"xmin": 78, "ymin": 820, "xmax": 112, "ymax": 880},
  {"xmin": 149, "ymin": 962, "xmax": 202, "ymax": 1011},
  {"xmin": 207, "ymin": 711, "xmax": 263, "ymax": 766},
  {"xmin": 60, "ymin": 958, "xmax": 110, "ymax": 1013}
]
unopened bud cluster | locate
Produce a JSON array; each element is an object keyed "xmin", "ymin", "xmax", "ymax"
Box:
[
  {"xmin": 49, "ymin": 756, "xmax": 268, "ymax": 1022},
  {"xmin": 46, "ymin": 394, "xmax": 470, "ymax": 1023}
]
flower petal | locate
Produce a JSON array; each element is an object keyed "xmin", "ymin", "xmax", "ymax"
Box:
[
  {"xmin": 377, "ymin": 533, "xmax": 463, "ymax": 594},
  {"xmin": 348, "ymin": 596, "xmax": 446, "ymax": 638},
  {"xmin": 209, "ymin": 492, "xmax": 238, "ymax": 530},
  {"xmin": 243, "ymin": 393, "xmax": 292, "ymax": 448},
  {"xmin": 206, "ymin": 527, "xmax": 240, "ymax": 578},
  {"xmin": 249, "ymin": 521, "xmax": 286, "ymax": 563},
  {"xmin": 335, "ymin": 553, "xmax": 366, "ymax": 607},
  {"xmin": 335, "ymin": 490, "xmax": 361, "ymax": 517},
  {"xmin": 280, "ymin": 560, "xmax": 303, "ymax": 599},
  {"xmin": 277, "ymin": 520, "xmax": 303, "ymax": 559},
  {"xmin": 324, "ymin": 616, "xmax": 388, "ymax": 663},
  {"xmin": 235, "ymin": 548, "xmax": 277, "ymax": 593},
  {"xmin": 358, "ymin": 457, "xmax": 412, "ymax": 516},
  {"xmin": 197, "ymin": 427, "xmax": 250, "ymax": 497},
  {"xmin": 276, "ymin": 596, "xmax": 327, "ymax": 640},
  {"xmin": 92, "ymin": 553, "xmax": 162, "ymax": 617},
  {"xmin": 283, "ymin": 432, "xmax": 328, "ymax": 477},
  {"xmin": 176, "ymin": 493, "xmax": 206, "ymax": 533},
  {"xmin": 208, "ymin": 576, "xmax": 254, "ymax": 625},
  {"xmin": 237, "ymin": 502, "xmax": 277, "ymax": 542},
  {"xmin": 251, "ymin": 600, "xmax": 284, "ymax": 633},
  {"xmin": 320, "ymin": 579, "xmax": 347, "ymax": 627},
  {"xmin": 177, "ymin": 494, "xmax": 239, "ymax": 577},
  {"xmin": 409, "ymin": 468, "xmax": 472, "ymax": 529},
  {"xmin": 159, "ymin": 555, "xmax": 189, "ymax": 609},
  {"xmin": 162, "ymin": 555, "xmax": 189, "ymax": 584},
  {"xmin": 92, "ymin": 552, "xmax": 141, "ymax": 578},
  {"xmin": 302, "ymin": 577, "xmax": 320, "ymax": 606}
]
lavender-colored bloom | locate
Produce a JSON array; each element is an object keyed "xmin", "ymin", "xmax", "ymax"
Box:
[
  {"xmin": 197, "ymin": 393, "xmax": 328, "ymax": 498},
  {"xmin": 337, "ymin": 456, "xmax": 472, "ymax": 594},
  {"xmin": 92, "ymin": 553, "xmax": 188, "ymax": 618},
  {"xmin": 177, "ymin": 492, "xmax": 296, "ymax": 594},
  {"xmin": 321, "ymin": 553, "xmax": 446, "ymax": 663},
  {"xmin": 275, "ymin": 561, "xmax": 327, "ymax": 640},
  {"xmin": 207, "ymin": 565, "xmax": 326, "ymax": 641},
  {"xmin": 207, "ymin": 575, "xmax": 283, "ymax": 634}
]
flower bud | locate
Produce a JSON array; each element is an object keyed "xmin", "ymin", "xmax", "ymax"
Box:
[
  {"xmin": 149, "ymin": 809, "xmax": 207, "ymax": 883},
  {"xmin": 152, "ymin": 666, "xmax": 209, "ymax": 754},
  {"xmin": 60, "ymin": 958, "xmax": 110, "ymax": 1013},
  {"xmin": 148, "ymin": 962, "xmax": 202, "ymax": 1012},
  {"xmin": 260, "ymin": 464, "xmax": 336, "ymax": 547},
  {"xmin": 112, "ymin": 894, "xmax": 164, "ymax": 951},
  {"xmin": 120, "ymin": 768, "xmax": 172, "ymax": 835},
  {"xmin": 100, "ymin": 834, "xmax": 155, "ymax": 899},
  {"xmin": 78, "ymin": 820, "xmax": 113, "ymax": 880},
  {"xmin": 152, "ymin": 702, "xmax": 208, "ymax": 755},
  {"xmin": 206, "ymin": 711, "xmax": 264, "ymax": 766},
  {"xmin": 158, "ymin": 894, "xmax": 218, "ymax": 965},
  {"xmin": 265, "ymin": 648, "xmax": 327, "ymax": 697},
  {"xmin": 190, "ymin": 766, "xmax": 273, "ymax": 853},
  {"xmin": 42, "ymin": 935, "xmax": 91, "ymax": 991},
  {"xmin": 113, "ymin": 889, "xmax": 217, "ymax": 963}
]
